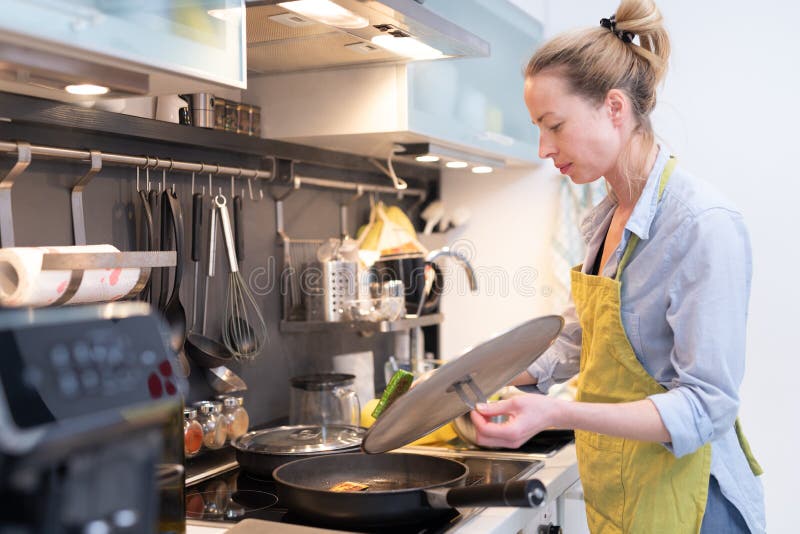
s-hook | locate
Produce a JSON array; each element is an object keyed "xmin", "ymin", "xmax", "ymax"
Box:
[
  {"xmin": 0, "ymin": 141, "xmax": 31, "ymax": 248},
  {"xmin": 71, "ymin": 150, "xmax": 102, "ymax": 246}
]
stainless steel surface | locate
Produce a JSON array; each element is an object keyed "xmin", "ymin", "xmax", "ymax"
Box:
[
  {"xmin": 0, "ymin": 141, "xmax": 30, "ymax": 248},
  {"xmin": 233, "ymin": 425, "xmax": 364, "ymax": 454},
  {"xmin": 0, "ymin": 141, "xmax": 427, "ymax": 193},
  {"xmin": 245, "ymin": 0, "xmax": 489, "ymax": 75},
  {"xmin": 280, "ymin": 312, "xmax": 444, "ymax": 332},
  {"xmin": 216, "ymin": 194, "xmax": 268, "ymax": 360},
  {"xmin": 426, "ymin": 246, "xmax": 478, "ymax": 291},
  {"xmin": 363, "ymin": 315, "xmax": 565, "ymax": 453},
  {"xmin": 206, "ymin": 366, "xmax": 248, "ymax": 394},
  {"xmin": 40, "ymin": 251, "xmax": 176, "ymax": 269},
  {"xmin": 70, "ymin": 150, "xmax": 102, "ymax": 246},
  {"xmin": 305, "ymin": 260, "xmax": 358, "ymax": 322}
]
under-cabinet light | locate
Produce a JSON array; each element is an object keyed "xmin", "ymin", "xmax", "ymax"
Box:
[
  {"xmin": 446, "ymin": 161, "xmax": 469, "ymax": 169},
  {"xmin": 208, "ymin": 7, "xmax": 243, "ymax": 21},
  {"xmin": 65, "ymin": 84, "xmax": 109, "ymax": 96},
  {"xmin": 415, "ymin": 155, "xmax": 440, "ymax": 163},
  {"xmin": 371, "ymin": 34, "xmax": 444, "ymax": 60},
  {"xmin": 278, "ymin": 0, "xmax": 368, "ymax": 29},
  {"xmin": 471, "ymin": 166, "xmax": 493, "ymax": 174}
]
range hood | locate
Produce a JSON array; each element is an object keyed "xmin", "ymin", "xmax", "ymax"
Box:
[{"xmin": 245, "ymin": 0, "xmax": 490, "ymax": 75}]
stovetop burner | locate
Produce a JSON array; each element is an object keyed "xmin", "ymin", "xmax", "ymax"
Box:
[{"xmin": 187, "ymin": 454, "xmax": 543, "ymax": 533}]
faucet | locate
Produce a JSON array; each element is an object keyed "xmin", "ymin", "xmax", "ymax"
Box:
[{"xmin": 425, "ymin": 247, "xmax": 478, "ymax": 292}]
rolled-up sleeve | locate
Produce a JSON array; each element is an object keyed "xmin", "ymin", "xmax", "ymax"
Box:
[
  {"xmin": 648, "ymin": 208, "xmax": 751, "ymax": 457},
  {"xmin": 528, "ymin": 298, "xmax": 582, "ymax": 392}
]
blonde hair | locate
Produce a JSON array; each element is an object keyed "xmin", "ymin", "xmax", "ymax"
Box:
[{"xmin": 526, "ymin": 0, "xmax": 670, "ymax": 191}]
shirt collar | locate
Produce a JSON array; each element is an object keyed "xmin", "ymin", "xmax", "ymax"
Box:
[
  {"xmin": 625, "ymin": 146, "xmax": 669, "ymax": 241},
  {"xmin": 579, "ymin": 146, "xmax": 670, "ymax": 244}
]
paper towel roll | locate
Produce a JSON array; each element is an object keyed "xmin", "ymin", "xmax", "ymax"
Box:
[
  {"xmin": 0, "ymin": 245, "xmax": 142, "ymax": 307},
  {"xmin": 332, "ymin": 351, "xmax": 375, "ymax": 405}
]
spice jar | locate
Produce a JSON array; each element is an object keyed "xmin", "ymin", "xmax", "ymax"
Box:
[
  {"xmin": 214, "ymin": 97, "xmax": 227, "ymax": 130},
  {"xmin": 220, "ymin": 396, "xmax": 249, "ymax": 440},
  {"xmin": 236, "ymin": 104, "xmax": 250, "ymax": 135},
  {"xmin": 225, "ymin": 100, "xmax": 238, "ymax": 133},
  {"xmin": 250, "ymin": 105, "xmax": 261, "ymax": 137},
  {"xmin": 194, "ymin": 401, "xmax": 226, "ymax": 450},
  {"xmin": 183, "ymin": 408, "xmax": 203, "ymax": 457}
]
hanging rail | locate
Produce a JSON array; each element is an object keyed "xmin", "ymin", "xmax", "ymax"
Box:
[{"xmin": 0, "ymin": 140, "xmax": 428, "ymax": 198}]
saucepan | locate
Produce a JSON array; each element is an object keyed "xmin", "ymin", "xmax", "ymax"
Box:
[
  {"xmin": 272, "ymin": 451, "xmax": 545, "ymax": 530},
  {"xmin": 231, "ymin": 425, "xmax": 365, "ymax": 479}
]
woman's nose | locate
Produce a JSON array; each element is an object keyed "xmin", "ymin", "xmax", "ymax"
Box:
[{"xmin": 538, "ymin": 136, "xmax": 556, "ymax": 160}]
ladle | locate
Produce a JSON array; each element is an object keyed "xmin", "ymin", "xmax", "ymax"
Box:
[{"xmin": 161, "ymin": 188, "xmax": 190, "ymax": 377}]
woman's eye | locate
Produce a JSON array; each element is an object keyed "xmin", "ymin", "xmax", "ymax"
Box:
[{"xmin": 550, "ymin": 123, "xmax": 562, "ymax": 132}]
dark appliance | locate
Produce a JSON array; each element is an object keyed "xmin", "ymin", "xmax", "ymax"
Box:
[{"xmin": 0, "ymin": 302, "xmax": 186, "ymax": 534}]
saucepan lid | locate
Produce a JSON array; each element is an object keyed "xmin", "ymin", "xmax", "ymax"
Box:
[
  {"xmin": 233, "ymin": 425, "xmax": 365, "ymax": 455},
  {"xmin": 362, "ymin": 315, "xmax": 564, "ymax": 454}
]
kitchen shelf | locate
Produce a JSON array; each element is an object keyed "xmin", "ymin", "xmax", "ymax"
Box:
[{"xmin": 280, "ymin": 313, "xmax": 443, "ymax": 334}]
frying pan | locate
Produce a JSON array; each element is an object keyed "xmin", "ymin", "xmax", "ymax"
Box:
[{"xmin": 272, "ymin": 452, "xmax": 545, "ymax": 530}]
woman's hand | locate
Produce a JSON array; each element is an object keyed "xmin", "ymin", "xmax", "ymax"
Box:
[{"xmin": 469, "ymin": 394, "xmax": 563, "ymax": 449}]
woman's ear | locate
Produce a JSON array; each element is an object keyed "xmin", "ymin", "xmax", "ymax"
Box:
[{"xmin": 605, "ymin": 89, "xmax": 627, "ymax": 127}]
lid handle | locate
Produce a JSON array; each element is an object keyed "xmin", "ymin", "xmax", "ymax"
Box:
[{"xmin": 448, "ymin": 376, "xmax": 487, "ymax": 410}]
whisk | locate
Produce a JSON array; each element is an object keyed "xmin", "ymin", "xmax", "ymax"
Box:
[{"xmin": 215, "ymin": 194, "xmax": 268, "ymax": 360}]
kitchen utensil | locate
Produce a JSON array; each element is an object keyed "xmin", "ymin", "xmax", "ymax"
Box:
[
  {"xmin": 362, "ymin": 315, "xmax": 564, "ymax": 453},
  {"xmin": 233, "ymin": 192, "xmax": 245, "ymax": 262},
  {"xmin": 289, "ymin": 373, "xmax": 360, "ymax": 427},
  {"xmin": 185, "ymin": 194, "xmax": 235, "ymax": 369},
  {"xmin": 138, "ymin": 189, "xmax": 154, "ymax": 302},
  {"xmin": 216, "ymin": 194, "xmax": 267, "ymax": 360},
  {"xmin": 190, "ymin": 190, "xmax": 203, "ymax": 328},
  {"xmin": 159, "ymin": 188, "xmax": 190, "ymax": 377},
  {"xmin": 414, "ymin": 262, "xmax": 436, "ymax": 317},
  {"xmin": 148, "ymin": 189, "xmax": 159, "ymax": 304},
  {"xmin": 231, "ymin": 425, "xmax": 365, "ymax": 479},
  {"xmin": 206, "ymin": 365, "xmax": 247, "ymax": 394},
  {"xmin": 304, "ymin": 260, "xmax": 358, "ymax": 322},
  {"xmin": 272, "ymin": 452, "xmax": 545, "ymax": 529}
]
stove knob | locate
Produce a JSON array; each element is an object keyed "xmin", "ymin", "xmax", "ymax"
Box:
[{"xmin": 538, "ymin": 524, "xmax": 562, "ymax": 534}]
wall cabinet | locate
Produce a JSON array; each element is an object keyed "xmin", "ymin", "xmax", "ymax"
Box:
[
  {"xmin": 0, "ymin": 0, "xmax": 246, "ymax": 98},
  {"xmin": 245, "ymin": 0, "xmax": 543, "ymax": 166}
]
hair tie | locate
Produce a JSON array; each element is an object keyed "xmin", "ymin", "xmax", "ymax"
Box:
[{"xmin": 600, "ymin": 14, "xmax": 635, "ymax": 43}]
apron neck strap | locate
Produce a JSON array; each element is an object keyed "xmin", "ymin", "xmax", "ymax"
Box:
[{"xmin": 614, "ymin": 156, "xmax": 677, "ymax": 281}]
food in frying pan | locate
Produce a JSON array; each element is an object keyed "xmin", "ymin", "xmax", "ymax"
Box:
[{"xmin": 329, "ymin": 481, "xmax": 370, "ymax": 492}]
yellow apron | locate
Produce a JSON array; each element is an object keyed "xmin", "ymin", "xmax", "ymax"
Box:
[{"xmin": 571, "ymin": 157, "xmax": 761, "ymax": 534}]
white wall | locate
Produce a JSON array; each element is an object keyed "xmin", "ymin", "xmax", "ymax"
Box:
[{"xmin": 441, "ymin": 1, "xmax": 800, "ymax": 531}]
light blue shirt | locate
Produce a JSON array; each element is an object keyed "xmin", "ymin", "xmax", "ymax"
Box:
[{"xmin": 529, "ymin": 148, "xmax": 766, "ymax": 533}]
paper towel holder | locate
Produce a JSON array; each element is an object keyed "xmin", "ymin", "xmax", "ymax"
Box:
[
  {"xmin": 40, "ymin": 251, "xmax": 176, "ymax": 306},
  {"xmin": 0, "ymin": 141, "xmax": 32, "ymax": 248}
]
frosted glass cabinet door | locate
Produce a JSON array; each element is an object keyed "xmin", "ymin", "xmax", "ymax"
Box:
[
  {"xmin": 0, "ymin": 0, "xmax": 246, "ymax": 89},
  {"xmin": 407, "ymin": 0, "xmax": 543, "ymax": 163}
]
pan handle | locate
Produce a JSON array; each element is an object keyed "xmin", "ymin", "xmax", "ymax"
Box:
[{"xmin": 425, "ymin": 479, "xmax": 546, "ymax": 509}]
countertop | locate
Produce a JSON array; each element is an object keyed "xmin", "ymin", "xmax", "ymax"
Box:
[{"xmin": 186, "ymin": 444, "xmax": 579, "ymax": 534}]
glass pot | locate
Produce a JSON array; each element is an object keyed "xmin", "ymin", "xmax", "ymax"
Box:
[{"xmin": 289, "ymin": 373, "xmax": 361, "ymax": 427}]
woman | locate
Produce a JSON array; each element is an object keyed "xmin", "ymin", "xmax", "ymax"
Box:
[{"xmin": 469, "ymin": 1, "xmax": 766, "ymax": 532}]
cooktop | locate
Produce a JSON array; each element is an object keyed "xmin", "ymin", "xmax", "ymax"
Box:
[{"xmin": 186, "ymin": 455, "xmax": 543, "ymax": 533}]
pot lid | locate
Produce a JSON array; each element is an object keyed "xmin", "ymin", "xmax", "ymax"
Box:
[
  {"xmin": 363, "ymin": 315, "xmax": 564, "ymax": 454},
  {"xmin": 290, "ymin": 373, "xmax": 355, "ymax": 391},
  {"xmin": 233, "ymin": 425, "xmax": 365, "ymax": 455}
]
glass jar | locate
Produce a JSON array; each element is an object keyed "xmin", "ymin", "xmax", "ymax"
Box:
[
  {"xmin": 214, "ymin": 97, "xmax": 227, "ymax": 130},
  {"xmin": 250, "ymin": 105, "xmax": 261, "ymax": 137},
  {"xmin": 225, "ymin": 100, "xmax": 238, "ymax": 133},
  {"xmin": 183, "ymin": 408, "xmax": 203, "ymax": 458},
  {"xmin": 194, "ymin": 401, "xmax": 226, "ymax": 450},
  {"xmin": 220, "ymin": 396, "xmax": 249, "ymax": 440},
  {"xmin": 236, "ymin": 104, "xmax": 250, "ymax": 135}
]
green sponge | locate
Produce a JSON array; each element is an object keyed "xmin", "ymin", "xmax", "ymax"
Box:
[{"xmin": 371, "ymin": 370, "xmax": 414, "ymax": 419}]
